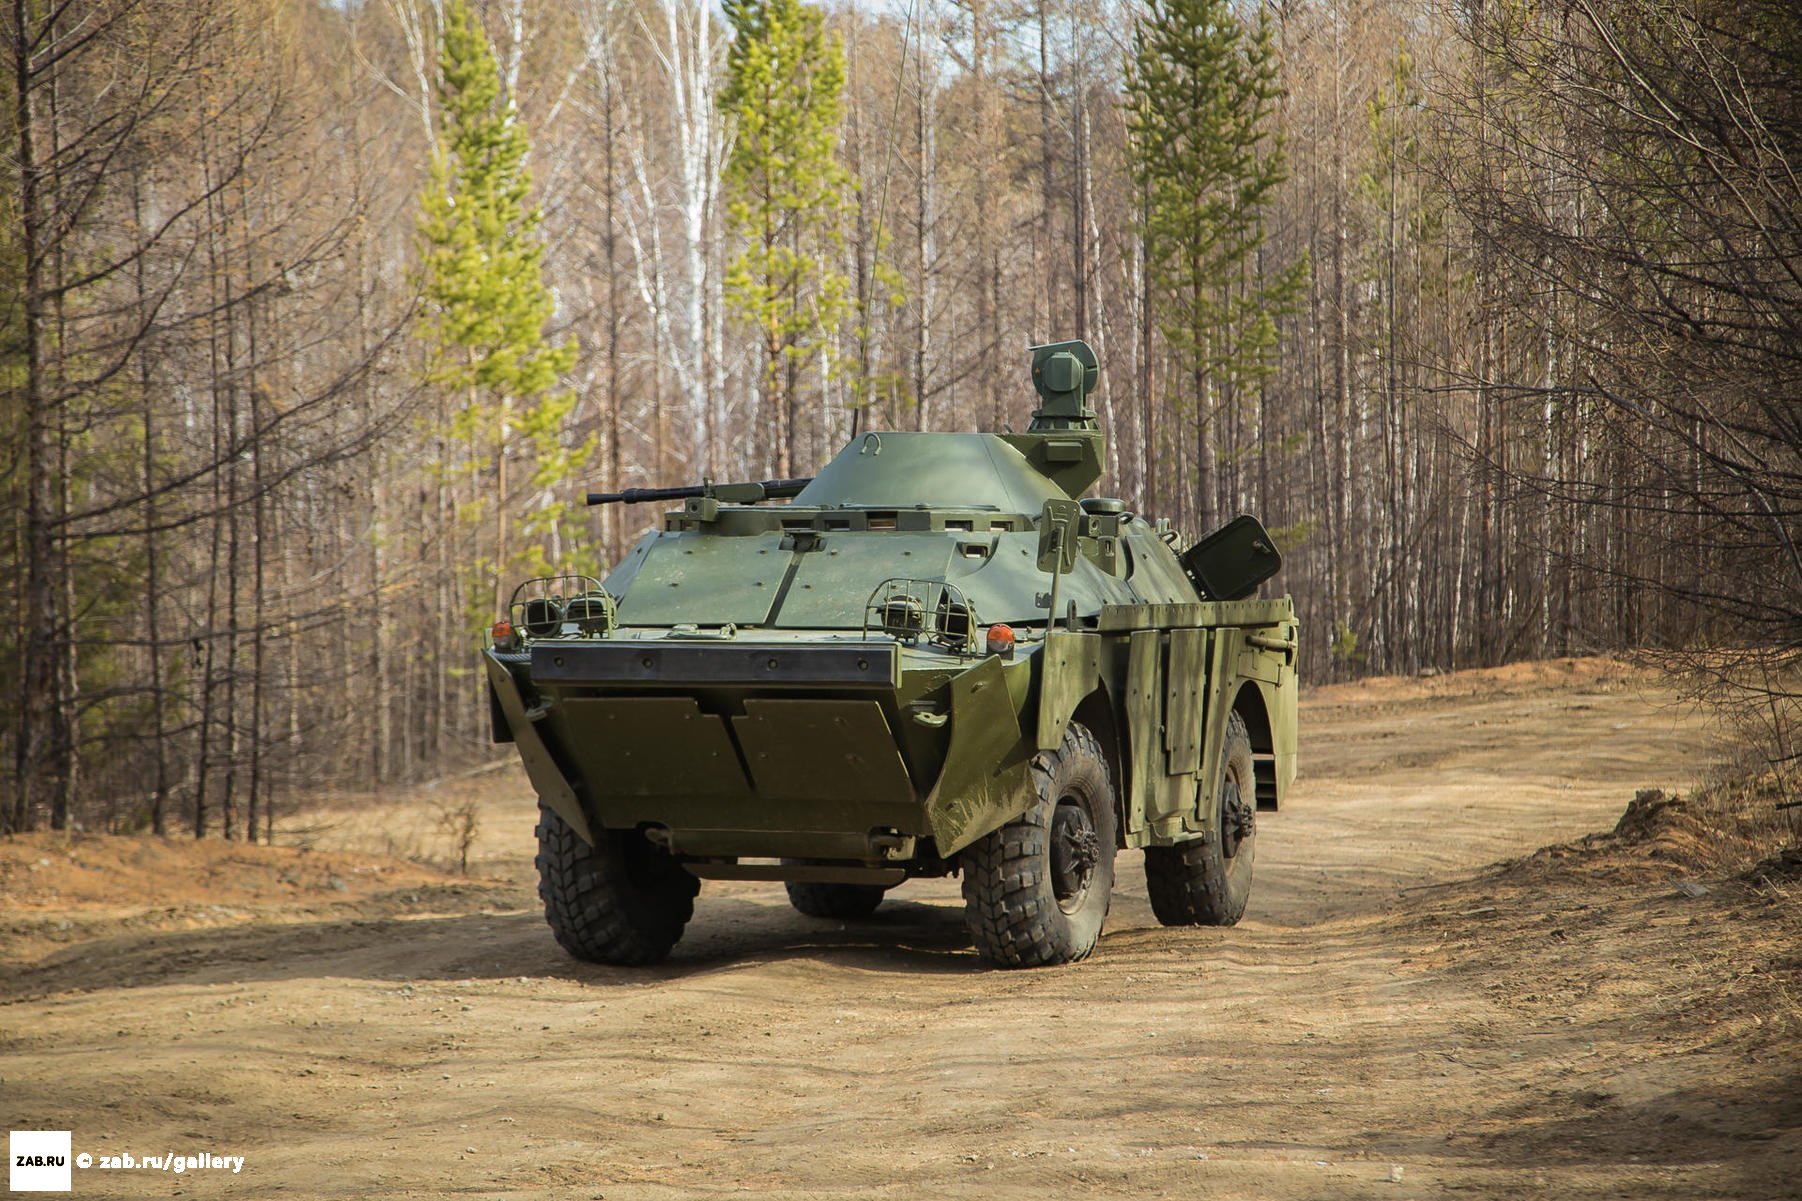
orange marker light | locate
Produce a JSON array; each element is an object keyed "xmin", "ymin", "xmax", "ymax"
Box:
[
  {"xmin": 491, "ymin": 619, "xmax": 514, "ymax": 648},
  {"xmin": 986, "ymin": 623, "xmax": 1016, "ymax": 656}
]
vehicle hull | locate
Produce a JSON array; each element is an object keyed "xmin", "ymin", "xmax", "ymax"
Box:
[{"xmin": 484, "ymin": 594, "xmax": 1297, "ymax": 876}]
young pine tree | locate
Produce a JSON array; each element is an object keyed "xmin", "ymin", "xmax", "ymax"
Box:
[
  {"xmin": 416, "ymin": 0, "xmax": 588, "ymax": 623},
  {"xmin": 1125, "ymin": 0, "xmax": 1304, "ymax": 525},
  {"xmin": 720, "ymin": 0, "xmax": 853, "ymax": 477}
]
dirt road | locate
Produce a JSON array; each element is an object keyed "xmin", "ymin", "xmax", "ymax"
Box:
[{"xmin": 4, "ymin": 657, "xmax": 1797, "ymax": 1199}]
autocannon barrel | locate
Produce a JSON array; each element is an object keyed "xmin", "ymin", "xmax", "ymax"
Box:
[{"xmin": 584, "ymin": 477, "xmax": 814, "ymax": 506}]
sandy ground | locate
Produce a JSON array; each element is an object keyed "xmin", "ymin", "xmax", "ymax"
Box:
[{"xmin": 2, "ymin": 656, "xmax": 1797, "ymax": 1199}]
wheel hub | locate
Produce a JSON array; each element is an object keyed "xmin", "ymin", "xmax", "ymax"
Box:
[
  {"xmin": 1220, "ymin": 779, "xmax": 1255, "ymax": 859},
  {"xmin": 1050, "ymin": 799, "xmax": 1100, "ymax": 912}
]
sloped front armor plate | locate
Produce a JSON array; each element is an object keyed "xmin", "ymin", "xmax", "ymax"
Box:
[
  {"xmin": 733, "ymin": 699, "xmax": 918, "ymax": 830},
  {"xmin": 545, "ymin": 696, "xmax": 920, "ymax": 837},
  {"xmin": 557, "ymin": 697, "xmax": 752, "ymax": 800},
  {"xmin": 611, "ymin": 533, "xmax": 785, "ymax": 626}
]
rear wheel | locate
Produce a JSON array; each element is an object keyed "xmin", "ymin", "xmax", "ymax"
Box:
[
  {"xmin": 781, "ymin": 859, "xmax": 887, "ymax": 919},
  {"xmin": 535, "ymin": 801, "xmax": 699, "ymax": 965},
  {"xmin": 782, "ymin": 874, "xmax": 887, "ymax": 920},
  {"xmin": 1145, "ymin": 712, "xmax": 1256, "ymax": 926},
  {"xmin": 960, "ymin": 721, "xmax": 1118, "ymax": 967}
]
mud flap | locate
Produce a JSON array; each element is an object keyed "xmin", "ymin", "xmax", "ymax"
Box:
[
  {"xmin": 1164, "ymin": 627, "xmax": 1207, "ymax": 775},
  {"xmin": 1195, "ymin": 628, "xmax": 1243, "ymax": 827},
  {"xmin": 1124, "ymin": 629, "xmax": 1206, "ymax": 842}
]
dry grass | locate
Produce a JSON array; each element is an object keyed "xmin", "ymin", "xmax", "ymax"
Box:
[
  {"xmin": 1464, "ymin": 763, "xmax": 1802, "ymax": 1060},
  {"xmin": 1615, "ymin": 768, "xmax": 1797, "ymax": 869}
]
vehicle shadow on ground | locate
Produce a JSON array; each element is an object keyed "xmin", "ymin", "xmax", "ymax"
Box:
[{"xmin": 1, "ymin": 895, "xmax": 985, "ymax": 1000}]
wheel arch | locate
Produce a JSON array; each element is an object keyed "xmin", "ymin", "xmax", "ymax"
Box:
[
  {"xmin": 1070, "ymin": 687, "xmax": 1124, "ymax": 814},
  {"xmin": 1230, "ymin": 681, "xmax": 1279, "ymax": 811}
]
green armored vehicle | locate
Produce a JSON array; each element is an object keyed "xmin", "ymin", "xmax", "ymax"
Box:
[{"xmin": 484, "ymin": 341, "xmax": 1298, "ymax": 967}]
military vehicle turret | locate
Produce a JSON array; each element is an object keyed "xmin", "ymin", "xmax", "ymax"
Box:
[{"xmin": 483, "ymin": 340, "xmax": 1298, "ymax": 967}]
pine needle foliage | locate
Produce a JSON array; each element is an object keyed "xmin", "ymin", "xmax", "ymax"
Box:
[
  {"xmin": 415, "ymin": 0, "xmax": 589, "ymax": 617},
  {"xmin": 719, "ymin": 0, "xmax": 852, "ymax": 472},
  {"xmin": 1125, "ymin": 0, "xmax": 1305, "ymax": 423}
]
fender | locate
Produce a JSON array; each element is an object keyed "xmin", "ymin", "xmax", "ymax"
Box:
[
  {"xmin": 923, "ymin": 653, "xmax": 1036, "ymax": 855},
  {"xmin": 1035, "ymin": 629, "xmax": 1101, "ymax": 751},
  {"xmin": 1197, "ymin": 626, "xmax": 1298, "ymax": 816}
]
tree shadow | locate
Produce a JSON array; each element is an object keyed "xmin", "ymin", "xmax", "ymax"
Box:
[{"xmin": 1467, "ymin": 1072, "xmax": 1802, "ymax": 1176}]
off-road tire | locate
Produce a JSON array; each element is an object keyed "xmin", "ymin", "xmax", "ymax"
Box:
[
  {"xmin": 535, "ymin": 802, "xmax": 699, "ymax": 965},
  {"xmin": 782, "ymin": 870, "xmax": 887, "ymax": 920},
  {"xmin": 1145, "ymin": 712, "xmax": 1256, "ymax": 926},
  {"xmin": 960, "ymin": 721, "xmax": 1118, "ymax": 967}
]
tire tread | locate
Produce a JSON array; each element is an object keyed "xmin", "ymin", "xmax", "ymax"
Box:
[
  {"xmin": 535, "ymin": 803, "xmax": 697, "ymax": 965},
  {"xmin": 960, "ymin": 723, "xmax": 1116, "ymax": 967},
  {"xmin": 1144, "ymin": 712, "xmax": 1254, "ymax": 927},
  {"xmin": 784, "ymin": 879, "xmax": 886, "ymax": 920}
]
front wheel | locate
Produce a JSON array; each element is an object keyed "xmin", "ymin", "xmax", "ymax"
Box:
[
  {"xmin": 535, "ymin": 802, "xmax": 699, "ymax": 965},
  {"xmin": 960, "ymin": 721, "xmax": 1119, "ymax": 967},
  {"xmin": 1145, "ymin": 711, "xmax": 1256, "ymax": 926}
]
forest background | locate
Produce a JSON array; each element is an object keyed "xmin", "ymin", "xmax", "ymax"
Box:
[{"xmin": 3, "ymin": 0, "xmax": 1797, "ymax": 838}]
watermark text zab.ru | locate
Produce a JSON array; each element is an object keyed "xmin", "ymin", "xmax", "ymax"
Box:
[{"xmin": 77, "ymin": 1150, "xmax": 246, "ymax": 1173}]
